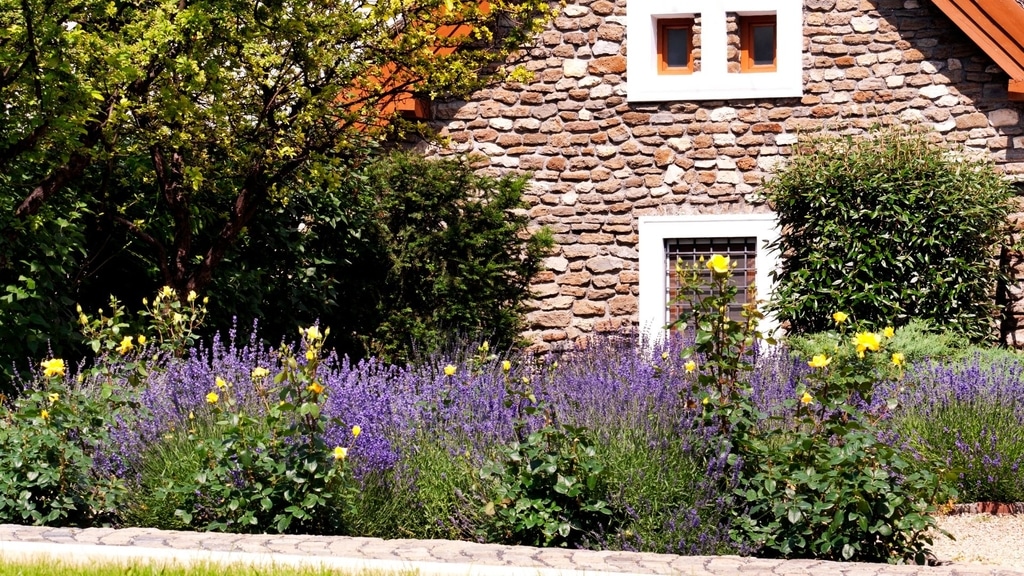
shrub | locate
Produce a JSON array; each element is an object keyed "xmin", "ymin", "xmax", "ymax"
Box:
[
  {"xmin": 765, "ymin": 128, "xmax": 1013, "ymax": 342},
  {"xmin": 787, "ymin": 320, "xmax": 963, "ymax": 364},
  {"xmin": 0, "ymin": 361, "xmax": 129, "ymax": 526},
  {"xmin": 211, "ymin": 151, "xmax": 553, "ymax": 362},
  {"xmin": 673, "ymin": 255, "xmax": 954, "ymax": 563},
  {"xmin": 0, "ymin": 193, "xmax": 91, "ymax": 394},
  {"xmin": 478, "ymin": 368, "xmax": 614, "ymax": 548},
  {"xmin": 159, "ymin": 328, "xmax": 359, "ymax": 534}
]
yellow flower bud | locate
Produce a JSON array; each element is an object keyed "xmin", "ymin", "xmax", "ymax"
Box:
[{"xmin": 352, "ymin": 425, "xmax": 361, "ymax": 438}]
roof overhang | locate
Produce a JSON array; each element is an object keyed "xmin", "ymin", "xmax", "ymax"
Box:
[{"xmin": 930, "ymin": 0, "xmax": 1024, "ymax": 100}]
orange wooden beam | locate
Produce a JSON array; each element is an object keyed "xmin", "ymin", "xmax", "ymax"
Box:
[
  {"xmin": 930, "ymin": 0, "xmax": 1024, "ymax": 98},
  {"xmin": 1010, "ymin": 79, "xmax": 1024, "ymax": 101}
]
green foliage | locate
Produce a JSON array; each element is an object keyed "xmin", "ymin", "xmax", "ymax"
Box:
[
  {"xmin": 478, "ymin": 372, "xmax": 613, "ymax": 548},
  {"xmin": 0, "ymin": 192, "xmax": 90, "ymax": 393},
  {"xmin": 673, "ymin": 255, "xmax": 954, "ymax": 563},
  {"xmin": 160, "ymin": 328, "xmax": 358, "ymax": 534},
  {"xmin": 213, "ymin": 152, "xmax": 553, "ymax": 361},
  {"xmin": 0, "ymin": 365, "xmax": 129, "ymax": 526},
  {"xmin": 352, "ymin": 433, "xmax": 483, "ymax": 541},
  {"xmin": 733, "ymin": 326, "xmax": 953, "ymax": 562},
  {"xmin": 765, "ymin": 129, "xmax": 1014, "ymax": 342},
  {"xmin": 1, "ymin": 0, "xmax": 553, "ymax": 297},
  {"xmin": 787, "ymin": 319, "xmax": 963, "ymax": 364},
  {"xmin": 121, "ymin": 421, "xmax": 213, "ymax": 531}
]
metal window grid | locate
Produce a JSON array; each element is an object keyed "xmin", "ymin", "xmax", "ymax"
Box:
[{"xmin": 665, "ymin": 237, "xmax": 757, "ymax": 328}]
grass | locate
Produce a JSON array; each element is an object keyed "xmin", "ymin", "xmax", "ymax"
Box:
[{"xmin": 0, "ymin": 557, "xmax": 419, "ymax": 576}]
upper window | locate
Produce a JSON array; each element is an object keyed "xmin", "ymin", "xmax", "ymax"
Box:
[
  {"xmin": 739, "ymin": 14, "xmax": 777, "ymax": 72},
  {"xmin": 658, "ymin": 18, "xmax": 694, "ymax": 74},
  {"xmin": 626, "ymin": 0, "xmax": 802, "ymax": 102}
]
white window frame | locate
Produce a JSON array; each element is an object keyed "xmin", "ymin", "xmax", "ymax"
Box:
[
  {"xmin": 626, "ymin": 0, "xmax": 804, "ymax": 102},
  {"xmin": 637, "ymin": 213, "xmax": 781, "ymax": 345}
]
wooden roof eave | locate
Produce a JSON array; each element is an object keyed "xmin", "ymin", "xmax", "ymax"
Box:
[{"xmin": 929, "ymin": 0, "xmax": 1024, "ymax": 101}]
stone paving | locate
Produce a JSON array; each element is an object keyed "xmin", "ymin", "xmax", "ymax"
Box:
[{"xmin": 1, "ymin": 524, "xmax": 1023, "ymax": 576}]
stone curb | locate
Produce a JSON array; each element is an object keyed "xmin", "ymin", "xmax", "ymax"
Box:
[{"xmin": 1, "ymin": 524, "xmax": 1024, "ymax": 576}]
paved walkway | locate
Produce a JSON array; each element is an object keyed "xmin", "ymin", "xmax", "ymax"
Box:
[{"xmin": 1, "ymin": 524, "xmax": 1023, "ymax": 576}]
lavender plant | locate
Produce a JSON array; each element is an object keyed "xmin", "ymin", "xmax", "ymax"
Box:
[
  {"xmin": 158, "ymin": 327, "xmax": 359, "ymax": 534},
  {"xmin": 887, "ymin": 355, "xmax": 1024, "ymax": 503}
]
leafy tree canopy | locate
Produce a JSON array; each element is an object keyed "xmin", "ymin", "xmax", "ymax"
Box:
[{"xmin": 0, "ymin": 0, "xmax": 551, "ymax": 292}]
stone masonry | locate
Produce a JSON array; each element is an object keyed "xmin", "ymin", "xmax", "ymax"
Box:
[{"xmin": 428, "ymin": 0, "xmax": 1024, "ymax": 350}]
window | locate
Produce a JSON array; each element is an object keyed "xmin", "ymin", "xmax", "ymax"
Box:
[
  {"xmin": 626, "ymin": 0, "xmax": 802, "ymax": 102},
  {"xmin": 658, "ymin": 18, "xmax": 694, "ymax": 74},
  {"xmin": 665, "ymin": 237, "xmax": 757, "ymax": 327},
  {"xmin": 740, "ymin": 14, "xmax": 777, "ymax": 72},
  {"xmin": 637, "ymin": 214, "xmax": 779, "ymax": 344}
]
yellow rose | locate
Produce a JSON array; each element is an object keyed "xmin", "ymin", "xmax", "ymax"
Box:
[
  {"xmin": 41, "ymin": 359, "xmax": 66, "ymax": 378},
  {"xmin": 443, "ymin": 364, "xmax": 456, "ymax": 377},
  {"xmin": 48, "ymin": 393, "xmax": 59, "ymax": 403},
  {"xmin": 333, "ymin": 446, "xmax": 348, "ymax": 460},
  {"xmin": 187, "ymin": 290, "xmax": 197, "ymax": 302},
  {"xmin": 305, "ymin": 326, "xmax": 322, "ymax": 341},
  {"xmin": 706, "ymin": 254, "xmax": 730, "ymax": 275},
  {"xmin": 883, "ymin": 326, "xmax": 895, "ymax": 338},
  {"xmin": 352, "ymin": 425, "xmax": 362, "ymax": 438},
  {"xmin": 215, "ymin": 376, "xmax": 228, "ymax": 390},
  {"xmin": 40, "ymin": 409, "xmax": 50, "ymax": 421},
  {"xmin": 800, "ymin": 391, "xmax": 814, "ymax": 405},
  {"xmin": 807, "ymin": 354, "xmax": 832, "ymax": 369},
  {"xmin": 251, "ymin": 367, "xmax": 270, "ymax": 379},
  {"xmin": 501, "ymin": 360, "xmax": 511, "ymax": 372},
  {"xmin": 684, "ymin": 360, "xmax": 697, "ymax": 373},
  {"xmin": 115, "ymin": 336, "xmax": 134, "ymax": 355},
  {"xmin": 891, "ymin": 352, "xmax": 906, "ymax": 367},
  {"xmin": 206, "ymin": 392, "xmax": 218, "ymax": 404},
  {"xmin": 137, "ymin": 334, "xmax": 147, "ymax": 346},
  {"xmin": 854, "ymin": 332, "xmax": 882, "ymax": 354},
  {"xmin": 308, "ymin": 382, "xmax": 325, "ymax": 394},
  {"xmin": 832, "ymin": 311, "xmax": 849, "ymax": 324}
]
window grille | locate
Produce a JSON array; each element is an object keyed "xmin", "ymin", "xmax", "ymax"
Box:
[{"xmin": 665, "ymin": 237, "xmax": 757, "ymax": 327}]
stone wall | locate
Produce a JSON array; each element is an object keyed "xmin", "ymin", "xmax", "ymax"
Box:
[{"xmin": 428, "ymin": 0, "xmax": 1024, "ymax": 350}]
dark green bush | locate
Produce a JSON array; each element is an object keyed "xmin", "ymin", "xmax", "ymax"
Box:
[
  {"xmin": 765, "ymin": 129, "xmax": 1013, "ymax": 342},
  {"xmin": 213, "ymin": 151, "xmax": 552, "ymax": 361}
]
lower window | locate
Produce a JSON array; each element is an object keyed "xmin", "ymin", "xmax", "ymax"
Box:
[
  {"xmin": 637, "ymin": 214, "xmax": 779, "ymax": 343},
  {"xmin": 665, "ymin": 236, "xmax": 758, "ymax": 328}
]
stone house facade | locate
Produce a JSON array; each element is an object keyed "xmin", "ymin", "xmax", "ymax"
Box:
[{"xmin": 424, "ymin": 0, "xmax": 1024, "ymax": 349}]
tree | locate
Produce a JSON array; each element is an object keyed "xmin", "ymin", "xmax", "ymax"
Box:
[{"xmin": 0, "ymin": 0, "xmax": 550, "ymax": 294}]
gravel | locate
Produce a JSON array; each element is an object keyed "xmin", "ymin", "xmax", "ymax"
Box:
[{"xmin": 931, "ymin": 513, "xmax": 1024, "ymax": 570}]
